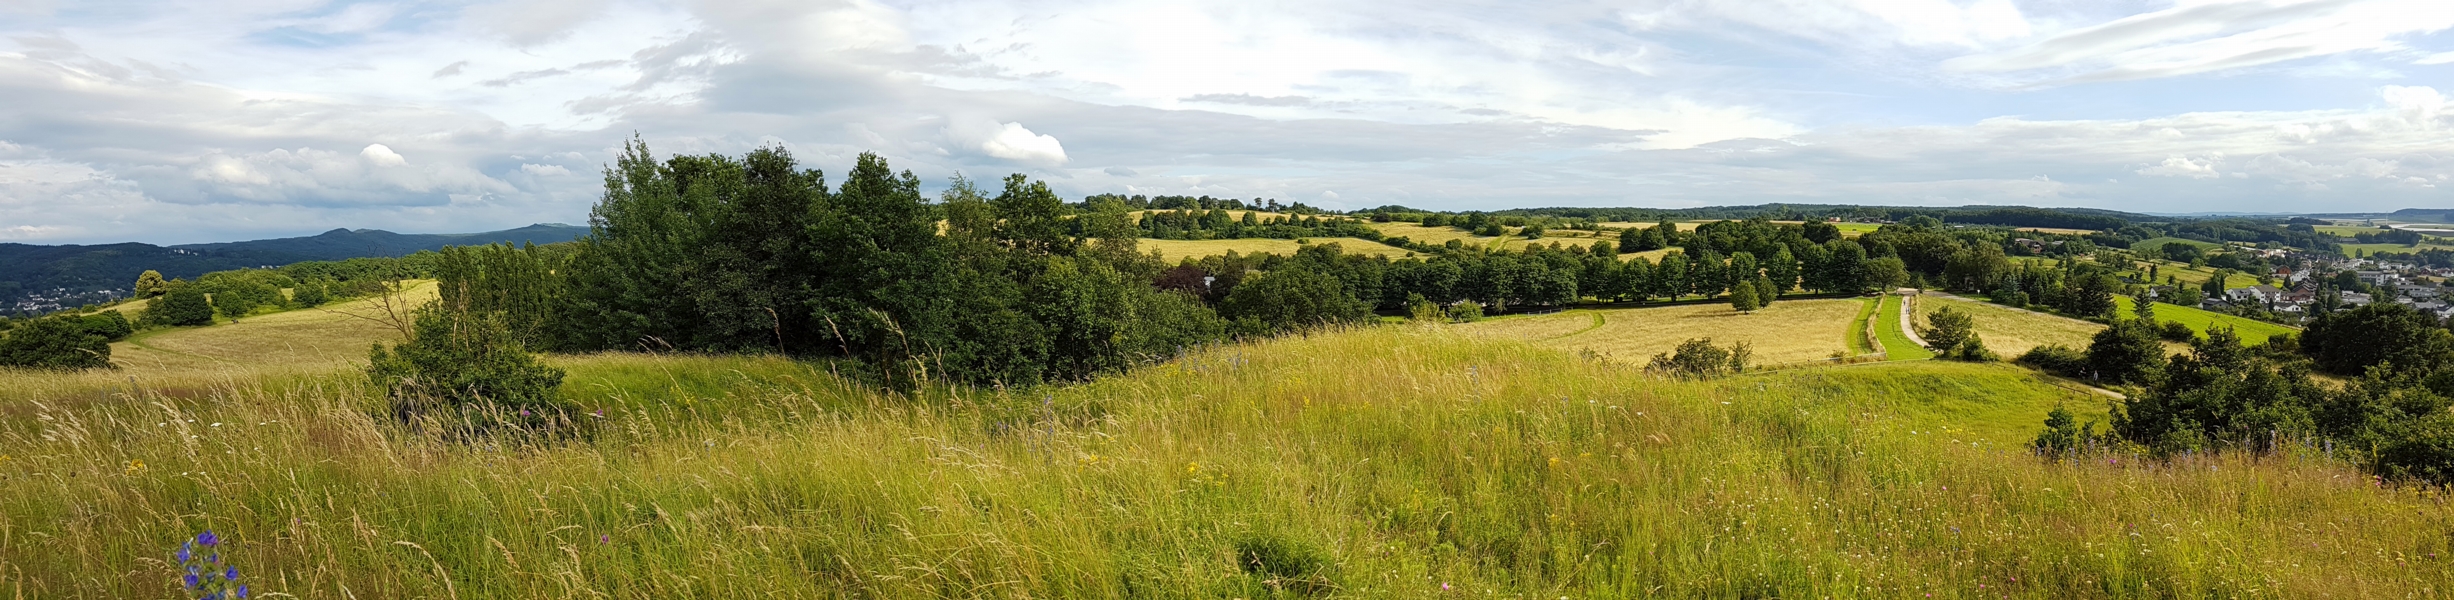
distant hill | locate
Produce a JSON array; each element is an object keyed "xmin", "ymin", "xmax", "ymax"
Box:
[{"xmin": 0, "ymin": 224, "xmax": 586, "ymax": 315}]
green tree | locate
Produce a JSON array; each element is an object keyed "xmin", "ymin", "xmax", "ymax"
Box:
[
  {"xmin": 2086, "ymin": 319, "xmax": 2167, "ymax": 385},
  {"xmin": 1920, "ymin": 305, "xmax": 1976, "ymax": 354},
  {"xmin": 2131, "ymin": 288, "xmax": 2157, "ymax": 323},
  {"xmin": 1729, "ymin": 280, "xmax": 1760, "ymax": 312},
  {"xmin": 143, "ymin": 283, "xmax": 215, "ymax": 327},
  {"xmin": 0, "ymin": 316, "xmax": 112, "ymax": 370},
  {"xmin": 2301, "ymin": 302, "xmax": 2454, "ymax": 376},
  {"xmin": 134, "ymin": 270, "xmax": 167, "ymax": 298},
  {"xmin": 292, "ymin": 280, "xmax": 329, "ymax": 307},
  {"xmin": 1221, "ymin": 267, "xmax": 1372, "ymax": 334},
  {"xmin": 1865, "ymin": 256, "xmax": 1909, "ymax": 292},
  {"xmin": 1648, "ymin": 338, "xmax": 1749, "ymax": 378}
]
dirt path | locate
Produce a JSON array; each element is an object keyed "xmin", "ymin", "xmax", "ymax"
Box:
[{"xmin": 1897, "ymin": 290, "xmax": 1927, "ymax": 348}]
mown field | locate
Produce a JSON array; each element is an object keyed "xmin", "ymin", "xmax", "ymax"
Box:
[
  {"xmin": 1911, "ymin": 295, "xmax": 2101, "ymax": 356},
  {"xmin": 1876, "ymin": 294, "xmax": 1933, "ymax": 360},
  {"xmin": 1139, "ymin": 237, "xmax": 1414, "ymax": 260},
  {"xmin": 1458, "ymin": 299, "xmax": 1865, "ymax": 367},
  {"xmin": 5, "ymin": 317, "xmax": 2452, "ymax": 597},
  {"xmin": 2112, "ymin": 296, "xmax": 2297, "ymax": 343}
]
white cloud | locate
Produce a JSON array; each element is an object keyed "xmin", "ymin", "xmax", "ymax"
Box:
[
  {"xmin": 520, "ymin": 163, "xmax": 572, "ymax": 176},
  {"xmin": 2420, "ymin": 50, "xmax": 2454, "ymax": 65},
  {"xmin": 1945, "ymin": 0, "xmax": 2454, "ymax": 84},
  {"xmin": 945, "ymin": 118, "xmax": 1068, "ymax": 166},
  {"xmin": 360, "ymin": 144, "xmax": 407, "ymax": 167}
]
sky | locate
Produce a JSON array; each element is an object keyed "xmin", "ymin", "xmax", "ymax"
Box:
[{"xmin": 1, "ymin": 0, "xmax": 2451, "ymax": 245}]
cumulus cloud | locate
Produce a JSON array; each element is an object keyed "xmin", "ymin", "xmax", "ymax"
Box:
[
  {"xmin": 360, "ymin": 144, "xmax": 407, "ymax": 167},
  {"xmin": 2137, "ymin": 155, "xmax": 2226, "ymax": 179},
  {"xmin": 944, "ymin": 118, "xmax": 1068, "ymax": 166}
]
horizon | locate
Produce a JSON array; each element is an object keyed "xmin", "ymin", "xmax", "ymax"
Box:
[{"xmin": 3, "ymin": 0, "xmax": 2453, "ymax": 245}]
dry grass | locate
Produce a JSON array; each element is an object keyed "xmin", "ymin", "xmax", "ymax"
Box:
[
  {"xmin": 0, "ymin": 325, "xmax": 2448, "ymax": 597},
  {"xmin": 111, "ymin": 281, "xmax": 435, "ymax": 375},
  {"xmin": 1140, "ymin": 237, "xmax": 1413, "ymax": 260},
  {"xmin": 1914, "ymin": 294, "xmax": 2103, "ymax": 356},
  {"xmin": 2017, "ymin": 227, "xmax": 2097, "ymax": 235},
  {"xmin": 1461, "ymin": 299, "xmax": 1863, "ymax": 366}
]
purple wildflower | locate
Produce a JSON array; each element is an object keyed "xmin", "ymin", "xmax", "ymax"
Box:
[
  {"xmin": 225, "ymin": 566, "xmax": 238, "ymax": 580},
  {"xmin": 196, "ymin": 531, "xmax": 219, "ymax": 547},
  {"xmin": 184, "ymin": 573, "xmax": 200, "ymax": 588}
]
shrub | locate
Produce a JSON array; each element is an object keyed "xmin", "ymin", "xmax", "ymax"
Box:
[
  {"xmin": 1219, "ymin": 268, "xmax": 1372, "ymax": 334},
  {"xmin": 2032, "ymin": 405, "xmax": 2093, "ymax": 459},
  {"xmin": 292, "ymin": 281, "xmax": 329, "ymax": 307},
  {"xmin": 1919, "ymin": 305, "xmax": 1976, "ymax": 354},
  {"xmin": 0, "ymin": 316, "xmax": 112, "ymax": 370},
  {"xmin": 2158, "ymin": 320, "xmax": 2196, "ymax": 342},
  {"xmin": 75, "ymin": 311, "xmax": 133, "ymax": 342},
  {"xmin": 1648, "ymin": 338, "xmax": 1749, "ymax": 378},
  {"xmin": 2375, "ymin": 415, "xmax": 2454, "ymax": 486},
  {"xmin": 2086, "ymin": 319, "xmax": 2167, "ymax": 385},
  {"xmin": 1448, "ymin": 300, "xmax": 1485, "ymax": 323},
  {"xmin": 134, "ymin": 270, "xmax": 167, "ymax": 298},
  {"xmin": 367, "ymin": 302, "xmax": 568, "ymax": 431},
  {"xmin": 2018, "ymin": 343, "xmax": 2088, "ymax": 377},
  {"xmin": 143, "ymin": 284, "xmax": 215, "ymax": 327}
]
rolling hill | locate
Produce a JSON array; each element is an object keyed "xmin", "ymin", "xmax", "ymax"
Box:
[{"xmin": 0, "ymin": 224, "xmax": 584, "ymax": 315}]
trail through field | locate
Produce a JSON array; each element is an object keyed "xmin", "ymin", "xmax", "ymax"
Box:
[{"xmin": 1897, "ymin": 291, "xmax": 1927, "ymax": 349}]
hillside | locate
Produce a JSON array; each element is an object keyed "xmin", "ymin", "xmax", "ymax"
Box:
[
  {"xmin": 0, "ymin": 224, "xmax": 583, "ymax": 315},
  {"xmin": 3, "ymin": 323, "xmax": 2448, "ymax": 596}
]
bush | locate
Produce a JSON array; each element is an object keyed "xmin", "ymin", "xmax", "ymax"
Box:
[
  {"xmin": 0, "ymin": 316, "xmax": 112, "ymax": 370},
  {"xmin": 142, "ymin": 284, "xmax": 215, "ymax": 327},
  {"xmin": 2374, "ymin": 415, "xmax": 2454, "ymax": 486},
  {"xmin": 2018, "ymin": 343, "xmax": 2088, "ymax": 377},
  {"xmin": 368, "ymin": 302, "xmax": 568, "ymax": 431},
  {"xmin": 292, "ymin": 281, "xmax": 329, "ymax": 307},
  {"xmin": 2032, "ymin": 405, "xmax": 2093, "ymax": 459},
  {"xmin": 2159, "ymin": 320, "xmax": 2197, "ymax": 342},
  {"xmin": 1219, "ymin": 268, "xmax": 1372, "ymax": 334},
  {"xmin": 1448, "ymin": 300, "xmax": 1485, "ymax": 323},
  {"xmin": 1919, "ymin": 305, "xmax": 1975, "ymax": 353},
  {"xmin": 1648, "ymin": 338, "xmax": 1750, "ymax": 378},
  {"xmin": 75, "ymin": 312, "xmax": 133, "ymax": 342}
]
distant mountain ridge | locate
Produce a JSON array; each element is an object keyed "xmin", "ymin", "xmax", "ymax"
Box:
[{"xmin": 1, "ymin": 224, "xmax": 587, "ymax": 315}]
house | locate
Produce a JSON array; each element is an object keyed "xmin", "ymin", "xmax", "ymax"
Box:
[
  {"xmin": 2227, "ymin": 285, "xmax": 2283, "ymax": 305},
  {"xmin": 2400, "ymin": 284, "xmax": 2443, "ymax": 300},
  {"xmin": 2343, "ymin": 291, "xmax": 2375, "ymax": 306},
  {"xmin": 2358, "ymin": 270, "xmax": 2397, "ymax": 286}
]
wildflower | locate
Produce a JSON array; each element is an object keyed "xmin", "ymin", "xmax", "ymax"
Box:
[
  {"xmin": 197, "ymin": 531, "xmax": 219, "ymax": 547},
  {"xmin": 225, "ymin": 566, "xmax": 238, "ymax": 581},
  {"xmin": 184, "ymin": 573, "xmax": 200, "ymax": 588},
  {"xmin": 126, "ymin": 459, "xmax": 146, "ymax": 475},
  {"xmin": 599, "ymin": 534, "xmax": 610, "ymax": 544}
]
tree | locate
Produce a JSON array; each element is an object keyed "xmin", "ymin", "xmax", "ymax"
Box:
[
  {"xmin": 1648, "ymin": 338, "xmax": 1749, "ymax": 378},
  {"xmin": 1821, "ymin": 240, "xmax": 1869, "ymax": 293},
  {"xmin": 2301, "ymin": 302, "xmax": 2454, "ymax": 376},
  {"xmin": 2086, "ymin": 319, "xmax": 2166, "ymax": 385},
  {"xmin": 143, "ymin": 283, "xmax": 215, "ymax": 327},
  {"xmin": 0, "ymin": 316, "xmax": 112, "ymax": 370},
  {"xmin": 2131, "ymin": 288, "xmax": 2156, "ymax": 323},
  {"xmin": 1920, "ymin": 305, "xmax": 1976, "ymax": 354},
  {"xmin": 293, "ymin": 280, "xmax": 329, "ymax": 307},
  {"xmin": 1219, "ymin": 267, "xmax": 1372, "ymax": 334},
  {"xmin": 1865, "ymin": 256, "xmax": 1909, "ymax": 292},
  {"xmin": 134, "ymin": 270, "xmax": 167, "ymax": 298},
  {"xmin": 1765, "ymin": 246, "xmax": 1801, "ymax": 293},
  {"xmin": 1729, "ymin": 280, "xmax": 1761, "ymax": 312},
  {"xmin": 1803, "ymin": 221, "xmax": 1841, "ymax": 244}
]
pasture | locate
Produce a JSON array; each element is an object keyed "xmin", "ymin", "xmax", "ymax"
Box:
[
  {"xmin": 2113, "ymin": 296, "xmax": 2297, "ymax": 344},
  {"xmin": 1912, "ymin": 294, "xmax": 2103, "ymax": 356}
]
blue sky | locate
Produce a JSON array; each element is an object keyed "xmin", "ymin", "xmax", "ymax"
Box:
[{"xmin": 0, "ymin": 0, "xmax": 2450, "ymax": 244}]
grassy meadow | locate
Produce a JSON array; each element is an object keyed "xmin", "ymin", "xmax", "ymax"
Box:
[
  {"xmin": 1912, "ymin": 295, "xmax": 2102, "ymax": 357},
  {"xmin": 1460, "ymin": 299, "xmax": 1864, "ymax": 366},
  {"xmin": 1875, "ymin": 294, "xmax": 1934, "ymax": 360},
  {"xmin": 2112, "ymin": 296, "xmax": 2297, "ymax": 344},
  {"xmin": 4, "ymin": 322, "xmax": 2451, "ymax": 597}
]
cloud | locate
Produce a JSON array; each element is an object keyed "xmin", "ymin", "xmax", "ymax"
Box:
[
  {"xmin": 1944, "ymin": 0, "xmax": 2454, "ymax": 84},
  {"xmin": 944, "ymin": 118, "xmax": 1068, "ymax": 166},
  {"xmin": 2137, "ymin": 154, "xmax": 2227, "ymax": 179},
  {"xmin": 360, "ymin": 144, "xmax": 407, "ymax": 167},
  {"xmin": 465, "ymin": 0, "xmax": 613, "ymax": 46},
  {"xmin": 521, "ymin": 163, "xmax": 572, "ymax": 176}
]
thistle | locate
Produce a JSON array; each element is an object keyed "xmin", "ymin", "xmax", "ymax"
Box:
[{"xmin": 172, "ymin": 530, "xmax": 247, "ymax": 599}]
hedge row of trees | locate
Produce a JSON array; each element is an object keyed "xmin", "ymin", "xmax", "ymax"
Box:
[
  {"xmin": 2027, "ymin": 302, "xmax": 2454, "ymax": 484},
  {"xmin": 1132, "ymin": 209, "xmax": 1383, "ymax": 241}
]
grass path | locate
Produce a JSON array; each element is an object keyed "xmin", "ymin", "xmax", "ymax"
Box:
[
  {"xmin": 1875, "ymin": 294, "xmax": 1932, "ymax": 360},
  {"xmin": 1845, "ymin": 296, "xmax": 1878, "ymax": 355}
]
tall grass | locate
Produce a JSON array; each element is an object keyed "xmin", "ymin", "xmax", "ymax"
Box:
[{"xmin": 0, "ymin": 326, "xmax": 2448, "ymax": 597}]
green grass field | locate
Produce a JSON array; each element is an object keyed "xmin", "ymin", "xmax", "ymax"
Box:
[
  {"xmin": 1846, "ymin": 296, "xmax": 1879, "ymax": 355},
  {"xmin": 1876, "ymin": 294, "xmax": 1933, "ymax": 360},
  {"xmin": 7, "ymin": 322, "xmax": 2450, "ymax": 596},
  {"xmin": 2113, "ymin": 296, "xmax": 2296, "ymax": 343},
  {"xmin": 2341, "ymin": 242, "xmax": 2454, "ymax": 256},
  {"xmin": 2122, "ymin": 259, "xmax": 2261, "ymax": 289},
  {"xmin": 1139, "ymin": 237, "xmax": 1414, "ymax": 260}
]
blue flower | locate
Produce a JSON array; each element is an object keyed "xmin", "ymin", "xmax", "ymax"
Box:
[
  {"xmin": 183, "ymin": 573, "xmax": 200, "ymax": 588},
  {"xmin": 196, "ymin": 530, "xmax": 219, "ymax": 547},
  {"xmin": 225, "ymin": 565, "xmax": 239, "ymax": 580},
  {"xmin": 176, "ymin": 544, "xmax": 191, "ymax": 563},
  {"xmin": 237, "ymin": 584, "xmax": 249, "ymax": 598}
]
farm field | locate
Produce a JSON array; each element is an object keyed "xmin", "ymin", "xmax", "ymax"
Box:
[
  {"xmin": 2113, "ymin": 296, "xmax": 2297, "ymax": 343},
  {"xmin": 1912, "ymin": 294, "xmax": 2102, "ymax": 356},
  {"xmin": 2122, "ymin": 258, "xmax": 2262, "ymax": 289},
  {"xmin": 2015, "ymin": 227, "xmax": 2095, "ymax": 235},
  {"xmin": 6, "ymin": 318, "xmax": 2451, "ymax": 596},
  {"xmin": 2341, "ymin": 242, "xmax": 2454, "ymax": 256},
  {"xmin": 2128, "ymin": 237, "xmax": 2220, "ymax": 253},
  {"xmin": 1139, "ymin": 237, "xmax": 1413, "ymax": 260},
  {"xmin": 1459, "ymin": 299, "xmax": 1863, "ymax": 366},
  {"xmin": 1368, "ymin": 222, "xmax": 1611, "ymax": 253}
]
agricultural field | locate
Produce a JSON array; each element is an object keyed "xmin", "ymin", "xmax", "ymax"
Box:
[
  {"xmin": 2015, "ymin": 227, "xmax": 2095, "ymax": 235},
  {"xmin": 111, "ymin": 281, "xmax": 436, "ymax": 375},
  {"xmin": 1125, "ymin": 209, "xmax": 1291, "ymax": 223},
  {"xmin": 1460, "ymin": 299, "xmax": 1864, "ymax": 366},
  {"xmin": 1139, "ymin": 237, "xmax": 1413, "ymax": 260},
  {"xmin": 2120, "ymin": 258, "xmax": 2262, "ymax": 289},
  {"xmin": 6, "ymin": 317, "xmax": 2453, "ymax": 596},
  {"xmin": 2113, "ymin": 296, "xmax": 2297, "ymax": 343},
  {"xmin": 1912, "ymin": 294, "xmax": 2102, "ymax": 356},
  {"xmin": 1369, "ymin": 222, "xmax": 1612, "ymax": 254},
  {"xmin": 2315, "ymin": 224, "xmax": 2386, "ymax": 238},
  {"xmin": 2341, "ymin": 242, "xmax": 2454, "ymax": 256},
  {"xmin": 2128, "ymin": 237, "xmax": 2220, "ymax": 253}
]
